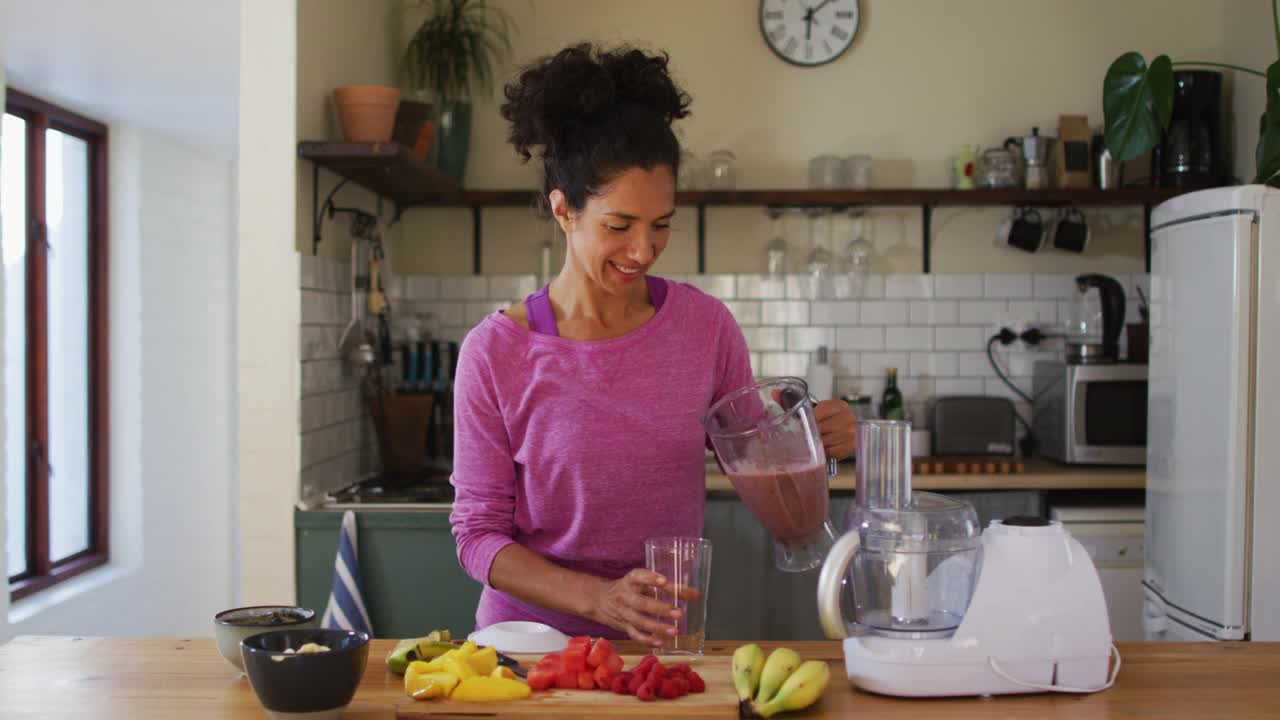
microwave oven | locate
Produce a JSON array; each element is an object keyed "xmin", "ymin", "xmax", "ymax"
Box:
[{"xmin": 1032, "ymin": 361, "xmax": 1147, "ymax": 465}]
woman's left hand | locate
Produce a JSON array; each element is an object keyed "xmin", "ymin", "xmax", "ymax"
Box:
[{"xmin": 815, "ymin": 399, "xmax": 857, "ymax": 461}]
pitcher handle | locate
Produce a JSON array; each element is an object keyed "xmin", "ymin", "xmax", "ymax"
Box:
[{"xmin": 817, "ymin": 530, "xmax": 861, "ymax": 640}]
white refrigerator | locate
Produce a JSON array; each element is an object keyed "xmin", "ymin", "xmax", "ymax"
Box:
[{"xmin": 1144, "ymin": 185, "xmax": 1280, "ymax": 641}]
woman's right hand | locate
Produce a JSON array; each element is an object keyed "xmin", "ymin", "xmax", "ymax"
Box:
[{"xmin": 586, "ymin": 568, "xmax": 694, "ymax": 647}]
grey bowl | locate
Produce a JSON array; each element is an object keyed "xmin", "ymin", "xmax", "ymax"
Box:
[
  {"xmin": 213, "ymin": 605, "xmax": 318, "ymax": 671},
  {"xmin": 241, "ymin": 628, "xmax": 370, "ymax": 720}
]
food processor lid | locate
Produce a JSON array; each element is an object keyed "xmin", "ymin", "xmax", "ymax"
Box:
[{"xmin": 848, "ymin": 491, "xmax": 981, "ymax": 553}]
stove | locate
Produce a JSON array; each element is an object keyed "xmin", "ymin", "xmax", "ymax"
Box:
[{"xmin": 325, "ymin": 470, "xmax": 455, "ymax": 505}]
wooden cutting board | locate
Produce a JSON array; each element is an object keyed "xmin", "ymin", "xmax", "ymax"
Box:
[
  {"xmin": 912, "ymin": 456, "xmax": 1026, "ymax": 475},
  {"xmin": 395, "ymin": 654, "xmax": 739, "ymax": 718}
]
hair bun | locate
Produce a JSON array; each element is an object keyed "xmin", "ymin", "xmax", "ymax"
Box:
[{"xmin": 502, "ymin": 43, "xmax": 690, "ymax": 162}]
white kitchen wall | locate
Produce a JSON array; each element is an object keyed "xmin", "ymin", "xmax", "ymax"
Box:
[
  {"xmin": 390, "ymin": 271, "xmax": 1150, "ymax": 441},
  {"xmin": 238, "ymin": 0, "xmax": 299, "ymax": 606},
  {"xmin": 0, "ymin": 123, "xmax": 237, "ymax": 641},
  {"xmin": 299, "ymin": 254, "xmax": 375, "ymax": 501}
]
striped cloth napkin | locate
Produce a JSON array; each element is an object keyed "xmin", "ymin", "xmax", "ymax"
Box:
[{"xmin": 320, "ymin": 510, "xmax": 374, "ymax": 636}]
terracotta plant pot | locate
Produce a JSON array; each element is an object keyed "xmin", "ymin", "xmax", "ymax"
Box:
[{"xmin": 333, "ymin": 85, "xmax": 401, "ymax": 142}]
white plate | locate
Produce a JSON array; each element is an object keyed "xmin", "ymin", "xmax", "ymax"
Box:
[{"xmin": 467, "ymin": 621, "xmax": 570, "ymax": 655}]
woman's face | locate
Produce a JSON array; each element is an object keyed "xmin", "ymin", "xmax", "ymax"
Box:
[{"xmin": 550, "ymin": 164, "xmax": 675, "ymax": 294}]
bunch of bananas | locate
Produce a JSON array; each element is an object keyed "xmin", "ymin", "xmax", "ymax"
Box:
[{"xmin": 732, "ymin": 644, "xmax": 830, "ymax": 719}]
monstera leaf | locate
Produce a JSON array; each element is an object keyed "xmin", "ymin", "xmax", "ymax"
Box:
[
  {"xmin": 1103, "ymin": 52, "xmax": 1174, "ymax": 163},
  {"xmin": 1256, "ymin": 59, "xmax": 1280, "ymax": 186}
]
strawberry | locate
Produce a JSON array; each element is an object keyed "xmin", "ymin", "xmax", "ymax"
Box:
[
  {"xmin": 576, "ymin": 670, "xmax": 595, "ymax": 690},
  {"xmin": 593, "ymin": 664, "xmax": 613, "ymax": 689},
  {"xmin": 688, "ymin": 671, "xmax": 706, "ymax": 693},
  {"xmin": 603, "ymin": 652, "xmax": 625, "ymax": 675},
  {"xmin": 636, "ymin": 682, "xmax": 656, "ymax": 701},
  {"xmin": 586, "ymin": 637, "xmax": 616, "ymax": 668}
]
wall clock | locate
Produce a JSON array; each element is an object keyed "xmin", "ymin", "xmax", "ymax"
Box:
[{"xmin": 759, "ymin": 0, "xmax": 860, "ymax": 67}]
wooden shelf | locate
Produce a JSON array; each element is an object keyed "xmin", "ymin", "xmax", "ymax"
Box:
[
  {"xmin": 299, "ymin": 140, "xmax": 1194, "ymax": 272},
  {"xmin": 300, "ymin": 141, "xmax": 1190, "ymax": 210}
]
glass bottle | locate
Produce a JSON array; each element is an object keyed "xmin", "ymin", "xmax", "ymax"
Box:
[{"xmin": 879, "ymin": 367, "xmax": 905, "ymax": 420}]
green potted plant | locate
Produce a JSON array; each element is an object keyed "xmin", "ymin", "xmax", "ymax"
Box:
[
  {"xmin": 1102, "ymin": 0, "xmax": 1280, "ymax": 187},
  {"xmin": 403, "ymin": 0, "xmax": 514, "ymax": 185}
]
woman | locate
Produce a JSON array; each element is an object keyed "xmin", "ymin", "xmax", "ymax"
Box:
[{"xmin": 449, "ymin": 43, "xmax": 856, "ymax": 646}]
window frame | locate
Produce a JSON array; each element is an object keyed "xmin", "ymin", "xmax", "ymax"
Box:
[{"xmin": 5, "ymin": 88, "xmax": 110, "ymax": 600}]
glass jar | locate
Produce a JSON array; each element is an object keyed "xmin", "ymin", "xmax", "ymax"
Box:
[
  {"xmin": 809, "ymin": 154, "xmax": 844, "ymax": 189},
  {"xmin": 978, "ymin": 148, "xmax": 1019, "ymax": 188},
  {"xmin": 764, "ymin": 214, "xmax": 788, "ymax": 279},
  {"xmin": 707, "ymin": 149, "xmax": 737, "ymax": 190},
  {"xmin": 677, "ymin": 150, "xmax": 703, "ymax": 190},
  {"xmin": 844, "ymin": 154, "xmax": 872, "ymax": 189}
]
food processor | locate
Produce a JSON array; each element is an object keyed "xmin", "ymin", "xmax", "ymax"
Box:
[
  {"xmin": 817, "ymin": 420, "xmax": 1119, "ymax": 697},
  {"xmin": 704, "ymin": 377, "xmax": 838, "ymax": 573}
]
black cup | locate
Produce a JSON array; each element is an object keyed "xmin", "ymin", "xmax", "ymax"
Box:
[
  {"xmin": 1007, "ymin": 208, "xmax": 1045, "ymax": 253},
  {"xmin": 1052, "ymin": 208, "xmax": 1090, "ymax": 253}
]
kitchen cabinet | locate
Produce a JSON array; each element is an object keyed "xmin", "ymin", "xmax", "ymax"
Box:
[
  {"xmin": 295, "ymin": 509, "xmax": 481, "ymax": 638},
  {"xmin": 296, "ymin": 489, "xmax": 1047, "ymax": 641}
]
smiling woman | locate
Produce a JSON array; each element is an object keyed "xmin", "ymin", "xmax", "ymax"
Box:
[{"xmin": 446, "ymin": 44, "xmax": 858, "ymax": 646}]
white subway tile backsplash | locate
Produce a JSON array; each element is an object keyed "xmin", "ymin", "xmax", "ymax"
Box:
[
  {"xmin": 885, "ymin": 326, "xmax": 933, "ymax": 351},
  {"xmin": 935, "ymin": 326, "xmax": 984, "ymax": 351},
  {"xmin": 749, "ymin": 352, "xmax": 761, "ymax": 377},
  {"xmin": 761, "ymin": 352, "xmax": 809, "ymax": 377},
  {"xmin": 832, "ymin": 351, "xmax": 858, "ymax": 376},
  {"xmin": 999, "ymin": 300, "xmax": 1058, "ymax": 328},
  {"xmin": 1034, "ymin": 274, "xmax": 1076, "ymax": 299},
  {"xmin": 487, "ymin": 274, "xmax": 538, "ymax": 300},
  {"xmin": 833, "ymin": 376, "xmax": 866, "ymax": 399},
  {"xmin": 984, "ymin": 273, "xmax": 1033, "ymax": 299},
  {"xmin": 725, "ymin": 301, "xmax": 763, "ymax": 326},
  {"xmin": 440, "ymin": 275, "xmax": 488, "ymax": 300},
  {"xmin": 788, "ymin": 327, "xmax": 836, "ymax": 352},
  {"xmin": 910, "ymin": 352, "xmax": 957, "ymax": 377},
  {"xmin": 933, "ymin": 274, "xmax": 984, "ymax": 299},
  {"xmin": 909, "ymin": 300, "xmax": 958, "ymax": 325},
  {"xmin": 957, "ymin": 300, "xmax": 1007, "ymax": 325},
  {"xmin": 737, "ymin": 274, "xmax": 786, "ymax": 299},
  {"xmin": 683, "ymin": 274, "xmax": 736, "ymax": 299},
  {"xmin": 936, "ymin": 378, "xmax": 985, "ymax": 396},
  {"xmin": 743, "ymin": 326, "xmax": 787, "ymax": 351},
  {"xmin": 786, "ymin": 274, "xmax": 814, "ymax": 299},
  {"xmin": 300, "ymin": 326, "xmax": 340, "ymax": 362},
  {"xmin": 301, "ymin": 360, "xmax": 345, "ymax": 396},
  {"xmin": 837, "ymin": 326, "xmax": 885, "ymax": 352},
  {"xmin": 859, "ymin": 301, "xmax": 909, "ymax": 325},
  {"xmin": 300, "ymin": 290, "xmax": 347, "ymax": 326},
  {"xmin": 1132, "ymin": 273, "xmax": 1151, "ymax": 302},
  {"xmin": 810, "ymin": 301, "xmax": 859, "ymax": 325},
  {"xmin": 300, "ymin": 389, "xmax": 362, "ymax": 433},
  {"xmin": 858, "ymin": 274, "xmax": 886, "ymax": 299},
  {"xmin": 884, "ymin": 274, "xmax": 933, "ymax": 299},
  {"xmin": 762, "ymin": 301, "xmax": 809, "ymax": 325},
  {"xmin": 422, "ymin": 301, "xmax": 466, "ymax": 327},
  {"xmin": 403, "ymin": 275, "xmax": 441, "ymax": 300},
  {"xmin": 299, "ymin": 253, "xmax": 319, "ymax": 289},
  {"xmin": 860, "ymin": 352, "xmax": 910, "ymax": 377},
  {"xmin": 956, "ymin": 352, "xmax": 994, "ymax": 377}
]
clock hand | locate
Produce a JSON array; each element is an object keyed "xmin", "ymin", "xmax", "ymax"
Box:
[{"xmin": 803, "ymin": 6, "xmax": 814, "ymax": 40}]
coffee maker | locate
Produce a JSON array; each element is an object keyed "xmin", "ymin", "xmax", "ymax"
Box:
[{"xmin": 1155, "ymin": 70, "xmax": 1225, "ymax": 187}]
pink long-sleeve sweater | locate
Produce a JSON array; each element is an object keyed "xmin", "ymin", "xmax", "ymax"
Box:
[{"xmin": 448, "ymin": 279, "xmax": 754, "ymax": 638}]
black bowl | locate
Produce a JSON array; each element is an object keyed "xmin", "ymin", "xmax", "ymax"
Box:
[{"xmin": 240, "ymin": 628, "xmax": 370, "ymax": 719}]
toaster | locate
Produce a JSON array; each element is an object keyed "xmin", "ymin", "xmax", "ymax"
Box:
[{"xmin": 931, "ymin": 396, "xmax": 1017, "ymax": 456}]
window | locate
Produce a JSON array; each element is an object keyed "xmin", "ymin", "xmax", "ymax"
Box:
[{"xmin": 3, "ymin": 89, "xmax": 109, "ymax": 600}]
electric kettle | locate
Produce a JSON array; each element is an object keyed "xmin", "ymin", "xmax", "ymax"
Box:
[{"xmin": 1066, "ymin": 273, "xmax": 1126, "ymax": 364}]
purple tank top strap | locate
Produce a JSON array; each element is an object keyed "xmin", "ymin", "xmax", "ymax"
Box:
[
  {"xmin": 524, "ymin": 285, "xmax": 559, "ymax": 337},
  {"xmin": 523, "ymin": 276, "xmax": 667, "ymax": 337}
]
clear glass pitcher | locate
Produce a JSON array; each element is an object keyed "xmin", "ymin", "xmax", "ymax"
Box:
[
  {"xmin": 818, "ymin": 420, "xmax": 982, "ymax": 639},
  {"xmin": 702, "ymin": 377, "xmax": 838, "ymax": 572}
]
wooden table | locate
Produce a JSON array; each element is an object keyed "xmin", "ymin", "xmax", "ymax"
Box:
[{"xmin": 2, "ymin": 636, "xmax": 1277, "ymax": 718}]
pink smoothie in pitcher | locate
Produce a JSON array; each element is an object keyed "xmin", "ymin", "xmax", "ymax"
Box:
[{"xmin": 727, "ymin": 462, "xmax": 829, "ymax": 548}]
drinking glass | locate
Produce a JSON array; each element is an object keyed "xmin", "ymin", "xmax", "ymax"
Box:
[{"xmin": 644, "ymin": 537, "xmax": 712, "ymax": 655}]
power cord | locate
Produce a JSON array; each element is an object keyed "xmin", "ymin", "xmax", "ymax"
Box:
[{"xmin": 987, "ymin": 328, "xmax": 1062, "ymax": 458}]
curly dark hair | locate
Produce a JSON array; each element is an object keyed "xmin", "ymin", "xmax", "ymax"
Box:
[{"xmin": 500, "ymin": 43, "xmax": 692, "ymax": 213}]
